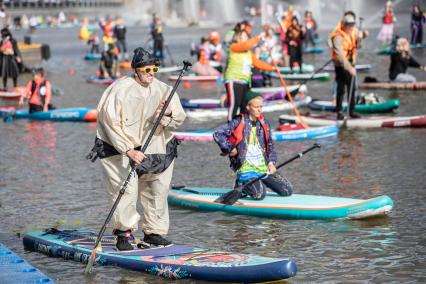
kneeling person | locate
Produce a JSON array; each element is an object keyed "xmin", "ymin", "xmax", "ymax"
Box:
[{"xmin": 213, "ymin": 91, "xmax": 293, "ymax": 201}]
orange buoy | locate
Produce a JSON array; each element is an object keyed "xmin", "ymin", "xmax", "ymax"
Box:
[
  {"xmin": 183, "ymin": 82, "xmax": 191, "ymax": 89},
  {"xmin": 68, "ymin": 69, "xmax": 76, "ymax": 75}
]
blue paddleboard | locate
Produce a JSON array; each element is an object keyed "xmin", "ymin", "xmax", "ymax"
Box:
[{"xmin": 23, "ymin": 229, "xmax": 297, "ymax": 282}]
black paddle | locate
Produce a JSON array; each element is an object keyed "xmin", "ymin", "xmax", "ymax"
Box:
[
  {"xmin": 346, "ymin": 74, "xmax": 356, "ymax": 120},
  {"xmin": 215, "ymin": 143, "xmax": 321, "ymax": 205},
  {"xmin": 165, "ymin": 44, "xmax": 176, "ymax": 66},
  {"xmin": 84, "ymin": 60, "xmax": 192, "ymax": 274},
  {"xmin": 288, "ymin": 59, "xmax": 333, "ymax": 97}
]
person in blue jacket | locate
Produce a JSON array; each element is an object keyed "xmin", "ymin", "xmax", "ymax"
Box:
[{"xmin": 213, "ymin": 91, "xmax": 293, "ymax": 200}]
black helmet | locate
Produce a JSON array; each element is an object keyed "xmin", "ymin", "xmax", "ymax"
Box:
[
  {"xmin": 1, "ymin": 28, "xmax": 11, "ymax": 38},
  {"xmin": 131, "ymin": 47, "xmax": 160, "ymax": 69}
]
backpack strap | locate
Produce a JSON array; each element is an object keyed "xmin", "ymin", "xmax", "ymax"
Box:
[
  {"xmin": 258, "ymin": 114, "xmax": 269, "ymax": 153},
  {"xmin": 228, "ymin": 114, "xmax": 245, "ymax": 146}
]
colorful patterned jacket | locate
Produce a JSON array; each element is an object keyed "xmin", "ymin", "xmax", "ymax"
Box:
[{"xmin": 213, "ymin": 114, "xmax": 276, "ymax": 172}]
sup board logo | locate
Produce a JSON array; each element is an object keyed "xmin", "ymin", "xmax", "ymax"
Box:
[
  {"xmin": 50, "ymin": 112, "xmax": 80, "ymax": 119},
  {"xmin": 393, "ymin": 120, "xmax": 410, "ymax": 127},
  {"xmin": 148, "ymin": 265, "xmax": 189, "ymax": 279}
]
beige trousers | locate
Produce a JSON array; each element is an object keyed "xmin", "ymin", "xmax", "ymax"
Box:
[{"xmin": 100, "ymin": 155, "xmax": 174, "ymax": 236}]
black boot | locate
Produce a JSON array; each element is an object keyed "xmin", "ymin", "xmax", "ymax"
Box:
[
  {"xmin": 143, "ymin": 233, "xmax": 172, "ymax": 246},
  {"xmin": 337, "ymin": 112, "xmax": 344, "ymax": 120},
  {"xmin": 114, "ymin": 229, "xmax": 134, "ymax": 251}
]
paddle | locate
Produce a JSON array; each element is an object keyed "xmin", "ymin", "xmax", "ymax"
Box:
[
  {"xmin": 271, "ymin": 59, "xmax": 309, "ymax": 128},
  {"xmin": 214, "ymin": 143, "xmax": 321, "ymax": 205},
  {"xmin": 287, "ymin": 59, "xmax": 333, "ymax": 97},
  {"xmin": 346, "ymin": 74, "xmax": 356, "ymax": 120},
  {"xmin": 84, "ymin": 60, "xmax": 192, "ymax": 274},
  {"xmin": 165, "ymin": 44, "xmax": 176, "ymax": 66}
]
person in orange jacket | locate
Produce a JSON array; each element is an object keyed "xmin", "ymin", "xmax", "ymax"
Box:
[
  {"xmin": 19, "ymin": 68, "xmax": 52, "ymax": 113},
  {"xmin": 329, "ymin": 11, "xmax": 368, "ymax": 120}
]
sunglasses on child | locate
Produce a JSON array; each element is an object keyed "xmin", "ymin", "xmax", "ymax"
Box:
[{"xmin": 136, "ymin": 66, "xmax": 159, "ymax": 74}]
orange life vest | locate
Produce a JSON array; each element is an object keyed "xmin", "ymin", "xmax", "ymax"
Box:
[
  {"xmin": 383, "ymin": 12, "xmax": 393, "ymax": 24},
  {"xmin": 330, "ymin": 22, "xmax": 357, "ymax": 63},
  {"xmin": 228, "ymin": 114, "xmax": 269, "ymax": 152},
  {"xmin": 28, "ymin": 80, "xmax": 47, "ymax": 106},
  {"xmin": 103, "ymin": 21, "xmax": 114, "ymax": 37},
  {"xmin": 284, "ymin": 12, "xmax": 293, "ymax": 30}
]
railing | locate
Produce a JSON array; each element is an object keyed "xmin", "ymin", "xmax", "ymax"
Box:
[{"xmin": 3, "ymin": 0, "xmax": 125, "ymax": 9}]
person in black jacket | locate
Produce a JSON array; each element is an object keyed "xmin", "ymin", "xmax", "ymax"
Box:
[
  {"xmin": 113, "ymin": 17, "xmax": 128, "ymax": 60},
  {"xmin": 286, "ymin": 17, "xmax": 305, "ymax": 70},
  {"xmin": 410, "ymin": 4, "xmax": 426, "ymax": 45},
  {"xmin": 150, "ymin": 16, "xmax": 164, "ymax": 65},
  {"xmin": 0, "ymin": 28, "xmax": 21, "ymax": 90},
  {"xmin": 389, "ymin": 38, "xmax": 426, "ymax": 82}
]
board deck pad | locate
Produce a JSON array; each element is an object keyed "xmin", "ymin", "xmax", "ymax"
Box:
[{"xmin": 64, "ymin": 234, "xmax": 203, "ymax": 257}]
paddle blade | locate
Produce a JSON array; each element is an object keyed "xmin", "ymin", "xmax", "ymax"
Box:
[
  {"xmin": 84, "ymin": 249, "xmax": 97, "ymax": 274},
  {"xmin": 214, "ymin": 187, "xmax": 242, "ymax": 205}
]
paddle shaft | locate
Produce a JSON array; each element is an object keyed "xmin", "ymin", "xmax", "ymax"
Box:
[
  {"xmin": 357, "ymin": 17, "xmax": 364, "ymax": 49},
  {"xmin": 347, "ymin": 75, "xmax": 356, "ymax": 117},
  {"xmin": 292, "ymin": 59, "xmax": 333, "ymax": 92},
  {"xmin": 239, "ymin": 143, "xmax": 321, "ymax": 190},
  {"xmin": 271, "ymin": 60, "xmax": 309, "ymax": 128},
  {"xmin": 84, "ymin": 61, "xmax": 192, "ymax": 274},
  {"xmin": 165, "ymin": 45, "xmax": 176, "ymax": 66}
]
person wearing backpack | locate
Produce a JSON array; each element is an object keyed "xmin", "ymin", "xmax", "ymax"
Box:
[{"xmin": 213, "ymin": 91, "xmax": 293, "ymax": 201}]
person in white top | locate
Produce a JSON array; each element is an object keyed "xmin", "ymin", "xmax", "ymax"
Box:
[{"xmin": 95, "ymin": 47, "xmax": 186, "ymax": 250}]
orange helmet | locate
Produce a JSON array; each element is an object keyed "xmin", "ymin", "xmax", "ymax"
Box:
[{"xmin": 209, "ymin": 31, "xmax": 220, "ymax": 43}]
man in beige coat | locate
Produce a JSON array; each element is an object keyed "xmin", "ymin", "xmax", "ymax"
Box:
[{"xmin": 95, "ymin": 47, "xmax": 186, "ymax": 250}]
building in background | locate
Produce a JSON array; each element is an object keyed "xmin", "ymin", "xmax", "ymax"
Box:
[{"xmin": 0, "ymin": 0, "xmax": 418, "ymax": 29}]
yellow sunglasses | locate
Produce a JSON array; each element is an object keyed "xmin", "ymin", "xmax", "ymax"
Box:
[{"xmin": 136, "ymin": 66, "xmax": 159, "ymax": 74}]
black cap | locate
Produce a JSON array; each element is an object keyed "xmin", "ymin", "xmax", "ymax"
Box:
[
  {"xmin": 131, "ymin": 47, "xmax": 160, "ymax": 69},
  {"xmin": 1, "ymin": 28, "xmax": 10, "ymax": 38}
]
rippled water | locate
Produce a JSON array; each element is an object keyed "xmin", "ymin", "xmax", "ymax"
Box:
[{"xmin": 0, "ymin": 24, "xmax": 425, "ymax": 284}]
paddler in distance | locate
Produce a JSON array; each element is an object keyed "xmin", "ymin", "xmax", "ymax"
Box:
[
  {"xmin": 18, "ymin": 68, "xmax": 53, "ymax": 113},
  {"xmin": 213, "ymin": 91, "xmax": 293, "ymax": 202},
  {"xmin": 329, "ymin": 11, "xmax": 368, "ymax": 120},
  {"xmin": 389, "ymin": 37, "xmax": 426, "ymax": 83}
]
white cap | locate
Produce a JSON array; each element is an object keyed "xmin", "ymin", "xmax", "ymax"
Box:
[{"xmin": 343, "ymin": 14, "xmax": 356, "ymax": 25}]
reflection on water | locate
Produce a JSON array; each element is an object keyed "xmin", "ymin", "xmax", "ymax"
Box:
[{"xmin": 0, "ymin": 23, "xmax": 425, "ymax": 283}]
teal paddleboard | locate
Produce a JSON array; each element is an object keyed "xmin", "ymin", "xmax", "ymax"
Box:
[
  {"xmin": 308, "ymin": 99, "xmax": 400, "ymax": 113},
  {"xmin": 168, "ymin": 187, "xmax": 393, "ymax": 219}
]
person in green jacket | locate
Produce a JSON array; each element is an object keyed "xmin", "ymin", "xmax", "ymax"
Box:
[{"xmin": 224, "ymin": 24, "xmax": 273, "ymax": 122}]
